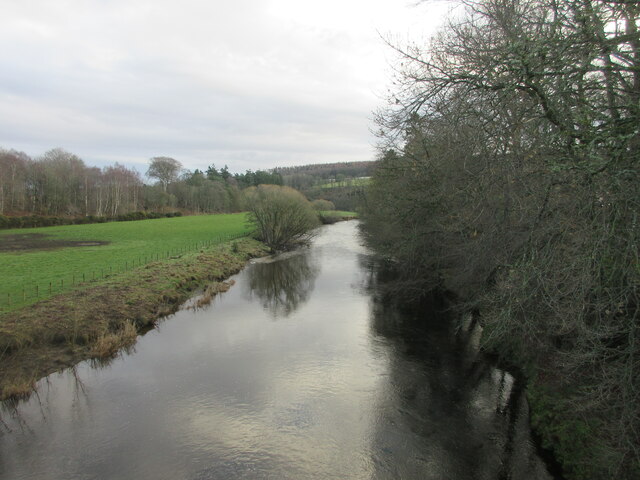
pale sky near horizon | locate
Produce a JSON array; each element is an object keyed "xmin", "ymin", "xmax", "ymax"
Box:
[{"xmin": 1, "ymin": 0, "xmax": 452, "ymax": 174}]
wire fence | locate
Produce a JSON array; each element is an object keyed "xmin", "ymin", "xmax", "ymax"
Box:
[{"xmin": 1, "ymin": 231, "xmax": 250, "ymax": 312}]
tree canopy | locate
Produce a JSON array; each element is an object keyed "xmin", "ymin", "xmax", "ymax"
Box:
[
  {"xmin": 362, "ymin": 1, "xmax": 639, "ymax": 477},
  {"xmin": 146, "ymin": 157, "xmax": 183, "ymax": 192}
]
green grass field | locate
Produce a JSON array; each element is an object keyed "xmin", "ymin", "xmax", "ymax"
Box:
[
  {"xmin": 0, "ymin": 213, "xmax": 251, "ymax": 312},
  {"xmin": 317, "ymin": 177, "xmax": 370, "ymax": 189}
]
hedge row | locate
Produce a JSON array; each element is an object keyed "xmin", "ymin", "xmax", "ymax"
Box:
[{"xmin": 0, "ymin": 211, "xmax": 183, "ymax": 229}]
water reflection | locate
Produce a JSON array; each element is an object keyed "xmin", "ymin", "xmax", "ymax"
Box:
[
  {"xmin": 366, "ymin": 295, "xmax": 552, "ymax": 480},
  {"xmin": 0, "ymin": 222, "xmax": 554, "ymax": 480},
  {"xmin": 245, "ymin": 249, "xmax": 320, "ymax": 318}
]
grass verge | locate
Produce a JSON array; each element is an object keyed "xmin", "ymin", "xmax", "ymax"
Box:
[{"xmin": 0, "ymin": 237, "xmax": 268, "ymax": 402}]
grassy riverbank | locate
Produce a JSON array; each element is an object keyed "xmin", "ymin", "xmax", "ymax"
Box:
[
  {"xmin": 0, "ymin": 237, "xmax": 269, "ymax": 401},
  {"xmin": 0, "ymin": 213, "xmax": 250, "ymax": 312}
]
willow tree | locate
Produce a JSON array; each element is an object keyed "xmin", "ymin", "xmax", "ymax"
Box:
[{"xmin": 245, "ymin": 185, "xmax": 320, "ymax": 252}]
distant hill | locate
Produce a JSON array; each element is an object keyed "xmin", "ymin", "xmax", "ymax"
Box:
[
  {"xmin": 274, "ymin": 161, "xmax": 376, "ymax": 211},
  {"xmin": 274, "ymin": 161, "xmax": 375, "ymax": 180}
]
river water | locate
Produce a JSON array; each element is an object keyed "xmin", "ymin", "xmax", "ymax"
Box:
[{"xmin": 0, "ymin": 221, "xmax": 553, "ymax": 479}]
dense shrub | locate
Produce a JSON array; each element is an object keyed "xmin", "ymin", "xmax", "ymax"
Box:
[
  {"xmin": 311, "ymin": 199, "xmax": 335, "ymax": 211},
  {"xmin": 244, "ymin": 185, "xmax": 319, "ymax": 252}
]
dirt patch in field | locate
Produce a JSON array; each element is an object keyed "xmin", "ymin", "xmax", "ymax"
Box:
[{"xmin": 0, "ymin": 233, "xmax": 110, "ymax": 252}]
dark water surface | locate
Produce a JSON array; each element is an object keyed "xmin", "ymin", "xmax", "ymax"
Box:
[{"xmin": 0, "ymin": 222, "xmax": 552, "ymax": 479}]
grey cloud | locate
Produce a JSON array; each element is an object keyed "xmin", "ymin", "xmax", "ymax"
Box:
[{"xmin": 0, "ymin": 0, "xmax": 449, "ymax": 171}]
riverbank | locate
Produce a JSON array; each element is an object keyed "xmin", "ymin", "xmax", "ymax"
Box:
[
  {"xmin": 479, "ymin": 311, "xmax": 637, "ymax": 480},
  {"xmin": 0, "ymin": 213, "xmax": 250, "ymax": 313},
  {"xmin": 318, "ymin": 211, "xmax": 358, "ymax": 224},
  {"xmin": 0, "ymin": 237, "xmax": 269, "ymax": 402}
]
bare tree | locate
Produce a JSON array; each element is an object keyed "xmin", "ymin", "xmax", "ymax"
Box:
[
  {"xmin": 363, "ymin": 1, "xmax": 640, "ymax": 477},
  {"xmin": 146, "ymin": 157, "xmax": 182, "ymax": 192}
]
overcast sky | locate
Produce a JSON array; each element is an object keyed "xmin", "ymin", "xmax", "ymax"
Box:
[{"xmin": 1, "ymin": 0, "xmax": 451, "ymax": 174}]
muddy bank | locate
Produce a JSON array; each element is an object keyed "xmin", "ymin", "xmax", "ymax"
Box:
[
  {"xmin": 0, "ymin": 233, "xmax": 110, "ymax": 252},
  {"xmin": 0, "ymin": 238, "xmax": 269, "ymax": 401}
]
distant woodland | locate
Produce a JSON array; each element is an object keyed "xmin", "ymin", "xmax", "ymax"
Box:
[
  {"xmin": 275, "ymin": 161, "xmax": 374, "ymax": 211},
  {"xmin": 0, "ymin": 148, "xmax": 371, "ymax": 223},
  {"xmin": 274, "ymin": 161, "xmax": 374, "ymax": 190}
]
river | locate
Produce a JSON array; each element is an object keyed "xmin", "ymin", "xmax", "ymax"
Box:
[{"xmin": 0, "ymin": 221, "xmax": 554, "ymax": 479}]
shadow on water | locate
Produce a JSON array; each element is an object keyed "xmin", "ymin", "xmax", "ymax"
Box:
[
  {"xmin": 244, "ymin": 249, "xmax": 320, "ymax": 318},
  {"xmin": 365, "ymin": 273, "xmax": 557, "ymax": 479}
]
